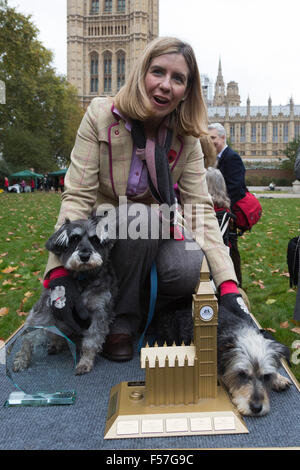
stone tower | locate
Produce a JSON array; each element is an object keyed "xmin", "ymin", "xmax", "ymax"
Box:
[
  {"xmin": 226, "ymin": 81, "xmax": 241, "ymax": 107},
  {"xmin": 213, "ymin": 58, "xmax": 226, "ymax": 107},
  {"xmin": 67, "ymin": 0, "xmax": 159, "ymax": 107}
]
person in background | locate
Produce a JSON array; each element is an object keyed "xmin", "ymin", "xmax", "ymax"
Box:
[
  {"xmin": 208, "ymin": 122, "xmax": 247, "ymax": 287},
  {"xmin": 293, "ymin": 144, "xmax": 300, "ymax": 322},
  {"xmin": 4, "ymin": 176, "xmax": 9, "ymax": 192}
]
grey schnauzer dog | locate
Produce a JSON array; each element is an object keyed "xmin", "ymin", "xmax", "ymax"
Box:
[
  {"xmin": 217, "ymin": 305, "xmax": 291, "ymax": 416},
  {"xmin": 13, "ymin": 217, "xmax": 118, "ymax": 375}
]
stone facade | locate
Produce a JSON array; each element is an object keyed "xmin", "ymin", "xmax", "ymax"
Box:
[
  {"xmin": 208, "ymin": 60, "xmax": 300, "ymax": 160},
  {"xmin": 67, "ymin": 0, "xmax": 159, "ymax": 107}
]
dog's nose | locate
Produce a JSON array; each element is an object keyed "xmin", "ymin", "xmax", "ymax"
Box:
[
  {"xmin": 79, "ymin": 252, "xmax": 91, "ymax": 262},
  {"xmin": 250, "ymin": 402, "xmax": 263, "ymax": 414}
]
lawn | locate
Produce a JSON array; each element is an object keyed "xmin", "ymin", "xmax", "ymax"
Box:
[{"xmin": 0, "ymin": 192, "xmax": 300, "ymax": 381}]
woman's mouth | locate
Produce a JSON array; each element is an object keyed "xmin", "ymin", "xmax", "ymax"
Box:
[{"xmin": 153, "ymin": 95, "xmax": 169, "ymax": 105}]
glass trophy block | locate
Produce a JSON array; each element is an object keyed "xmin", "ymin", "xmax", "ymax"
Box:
[{"xmin": 3, "ymin": 326, "xmax": 77, "ymax": 406}]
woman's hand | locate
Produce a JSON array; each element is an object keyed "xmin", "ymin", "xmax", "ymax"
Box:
[{"xmin": 219, "ymin": 280, "xmax": 250, "ymax": 318}]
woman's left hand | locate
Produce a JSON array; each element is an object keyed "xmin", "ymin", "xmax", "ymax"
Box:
[{"xmin": 219, "ymin": 293, "xmax": 250, "ymax": 317}]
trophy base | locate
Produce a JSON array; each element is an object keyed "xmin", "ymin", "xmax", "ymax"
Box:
[
  {"xmin": 4, "ymin": 390, "xmax": 76, "ymax": 407},
  {"xmin": 104, "ymin": 381, "xmax": 248, "ymax": 439}
]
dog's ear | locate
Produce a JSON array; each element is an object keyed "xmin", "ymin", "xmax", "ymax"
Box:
[
  {"xmin": 218, "ymin": 336, "xmax": 235, "ymax": 352},
  {"xmin": 274, "ymin": 342, "xmax": 291, "ymax": 365},
  {"xmin": 260, "ymin": 329, "xmax": 291, "ymax": 365},
  {"xmin": 92, "ymin": 215, "xmax": 116, "ymax": 244},
  {"xmin": 45, "ymin": 219, "xmax": 71, "ymax": 255}
]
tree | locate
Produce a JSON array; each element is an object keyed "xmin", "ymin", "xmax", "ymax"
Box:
[
  {"xmin": 281, "ymin": 137, "xmax": 300, "ymax": 170},
  {"xmin": 0, "ymin": 2, "xmax": 84, "ymax": 174}
]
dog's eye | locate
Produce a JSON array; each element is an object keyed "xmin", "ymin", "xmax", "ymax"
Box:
[
  {"xmin": 70, "ymin": 235, "xmax": 80, "ymax": 244},
  {"xmin": 237, "ymin": 371, "xmax": 249, "ymax": 381},
  {"xmin": 263, "ymin": 374, "xmax": 272, "ymax": 382},
  {"xmin": 89, "ymin": 235, "xmax": 99, "ymax": 244}
]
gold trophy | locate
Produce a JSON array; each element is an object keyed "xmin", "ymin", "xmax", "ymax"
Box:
[{"xmin": 104, "ymin": 257, "xmax": 248, "ymax": 439}]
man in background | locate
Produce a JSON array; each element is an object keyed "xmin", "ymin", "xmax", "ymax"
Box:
[{"xmin": 208, "ymin": 123, "xmax": 247, "ymax": 286}]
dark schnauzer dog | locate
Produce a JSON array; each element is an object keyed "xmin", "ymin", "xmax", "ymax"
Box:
[{"xmin": 12, "ymin": 217, "xmax": 118, "ymax": 375}]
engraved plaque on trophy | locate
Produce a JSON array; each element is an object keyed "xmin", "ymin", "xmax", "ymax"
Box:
[{"xmin": 3, "ymin": 326, "xmax": 77, "ymax": 406}]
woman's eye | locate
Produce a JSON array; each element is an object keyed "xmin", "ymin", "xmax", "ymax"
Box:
[{"xmin": 173, "ymin": 75, "xmax": 184, "ymax": 83}]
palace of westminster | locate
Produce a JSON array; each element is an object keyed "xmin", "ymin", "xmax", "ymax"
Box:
[{"xmin": 67, "ymin": 0, "xmax": 300, "ymax": 160}]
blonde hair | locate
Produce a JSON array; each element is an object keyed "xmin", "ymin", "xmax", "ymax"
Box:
[
  {"xmin": 206, "ymin": 167, "xmax": 231, "ymax": 209},
  {"xmin": 200, "ymin": 134, "xmax": 217, "ymax": 168},
  {"xmin": 114, "ymin": 37, "xmax": 208, "ymax": 137}
]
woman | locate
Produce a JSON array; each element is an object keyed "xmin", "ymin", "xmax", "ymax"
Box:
[{"xmin": 44, "ymin": 37, "xmax": 247, "ymax": 361}]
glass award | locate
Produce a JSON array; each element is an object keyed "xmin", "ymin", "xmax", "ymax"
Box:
[{"xmin": 3, "ymin": 326, "xmax": 77, "ymax": 407}]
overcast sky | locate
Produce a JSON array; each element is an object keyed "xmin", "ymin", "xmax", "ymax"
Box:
[{"xmin": 7, "ymin": 0, "xmax": 300, "ymax": 106}]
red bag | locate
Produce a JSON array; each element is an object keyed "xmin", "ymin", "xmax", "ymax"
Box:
[{"xmin": 233, "ymin": 191, "xmax": 262, "ymax": 232}]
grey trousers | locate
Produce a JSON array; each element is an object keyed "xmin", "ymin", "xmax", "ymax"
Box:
[{"xmin": 109, "ymin": 204, "xmax": 203, "ymax": 335}]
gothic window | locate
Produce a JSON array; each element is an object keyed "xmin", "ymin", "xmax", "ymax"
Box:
[
  {"xmin": 103, "ymin": 51, "xmax": 112, "ymax": 92},
  {"xmin": 283, "ymin": 124, "xmax": 289, "ymax": 143},
  {"xmin": 272, "ymin": 124, "xmax": 278, "ymax": 143},
  {"xmin": 117, "ymin": 52, "xmax": 125, "ymax": 90},
  {"xmin": 104, "ymin": 0, "xmax": 112, "ymax": 12},
  {"xmin": 251, "ymin": 125, "xmax": 256, "ymax": 143},
  {"xmin": 118, "ymin": 0, "xmax": 126, "ymax": 11},
  {"xmin": 90, "ymin": 53, "xmax": 99, "ymax": 93},
  {"xmin": 261, "ymin": 124, "xmax": 267, "ymax": 143},
  {"xmin": 91, "ymin": 0, "xmax": 99, "ymax": 14},
  {"xmin": 240, "ymin": 124, "xmax": 245, "ymax": 143},
  {"xmin": 230, "ymin": 125, "xmax": 235, "ymax": 143}
]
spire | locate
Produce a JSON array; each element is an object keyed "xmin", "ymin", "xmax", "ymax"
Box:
[{"xmin": 213, "ymin": 56, "xmax": 225, "ymax": 106}]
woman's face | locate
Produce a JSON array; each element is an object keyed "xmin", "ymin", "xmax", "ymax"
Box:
[{"xmin": 144, "ymin": 53, "xmax": 189, "ymax": 126}]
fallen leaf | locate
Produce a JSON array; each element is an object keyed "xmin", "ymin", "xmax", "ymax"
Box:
[
  {"xmin": 1, "ymin": 266, "xmax": 18, "ymax": 274},
  {"xmin": 280, "ymin": 321, "xmax": 290, "ymax": 328},
  {"xmin": 24, "ymin": 291, "xmax": 33, "ymax": 298},
  {"xmin": 265, "ymin": 327, "xmax": 276, "ymax": 333},
  {"xmin": 266, "ymin": 299, "xmax": 277, "ymax": 305},
  {"xmin": 0, "ymin": 307, "xmax": 9, "ymax": 317},
  {"xmin": 16, "ymin": 311, "xmax": 28, "ymax": 317},
  {"xmin": 291, "ymin": 327, "xmax": 300, "ymax": 335}
]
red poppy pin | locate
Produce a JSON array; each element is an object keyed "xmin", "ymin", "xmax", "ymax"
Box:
[{"xmin": 168, "ymin": 149, "xmax": 177, "ymax": 163}]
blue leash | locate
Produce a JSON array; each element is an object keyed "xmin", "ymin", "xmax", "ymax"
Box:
[{"xmin": 137, "ymin": 262, "xmax": 158, "ymax": 352}]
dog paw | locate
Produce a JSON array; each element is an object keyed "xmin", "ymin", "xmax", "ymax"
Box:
[
  {"xmin": 12, "ymin": 353, "xmax": 30, "ymax": 372},
  {"xmin": 75, "ymin": 360, "xmax": 93, "ymax": 375},
  {"xmin": 272, "ymin": 373, "xmax": 291, "ymax": 391}
]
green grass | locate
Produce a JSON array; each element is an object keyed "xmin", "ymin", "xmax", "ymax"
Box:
[
  {"xmin": 0, "ymin": 192, "xmax": 299, "ymax": 381},
  {"xmin": 0, "ymin": 192, "xmax": 61, "ymax": 338},
  {"xmin": 239, "ymin": 198, "xmax": 300, "ymax": 381}
]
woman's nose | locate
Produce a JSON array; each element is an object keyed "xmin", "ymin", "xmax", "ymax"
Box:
[{"xmin": 159, "ymin": 75, "xmax": 171, "ymax": 90}]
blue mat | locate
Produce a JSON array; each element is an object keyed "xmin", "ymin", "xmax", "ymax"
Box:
[{"xmin": 0, "ymin": 333, "xmax": 300, "ymax": 451}]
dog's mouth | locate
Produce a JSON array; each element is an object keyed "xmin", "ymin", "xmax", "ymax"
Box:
[{"xmin": 65, "ymin": 252, "xmax": 103, "ymax": 272}]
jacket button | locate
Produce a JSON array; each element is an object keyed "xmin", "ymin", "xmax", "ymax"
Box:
[{"xmin": 115, "ymin": 130, "xmax": 119, "ymax": 136}]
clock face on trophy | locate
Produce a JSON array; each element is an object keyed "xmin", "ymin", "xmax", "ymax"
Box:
[{"xmin": 199, "ymin": 305, "xmax": 214, "ymax": 322}]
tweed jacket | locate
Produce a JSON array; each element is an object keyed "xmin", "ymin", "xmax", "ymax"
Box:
[{"xmin": 45, "ymin": 97, "xmax": 237, "ymax": 288}]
